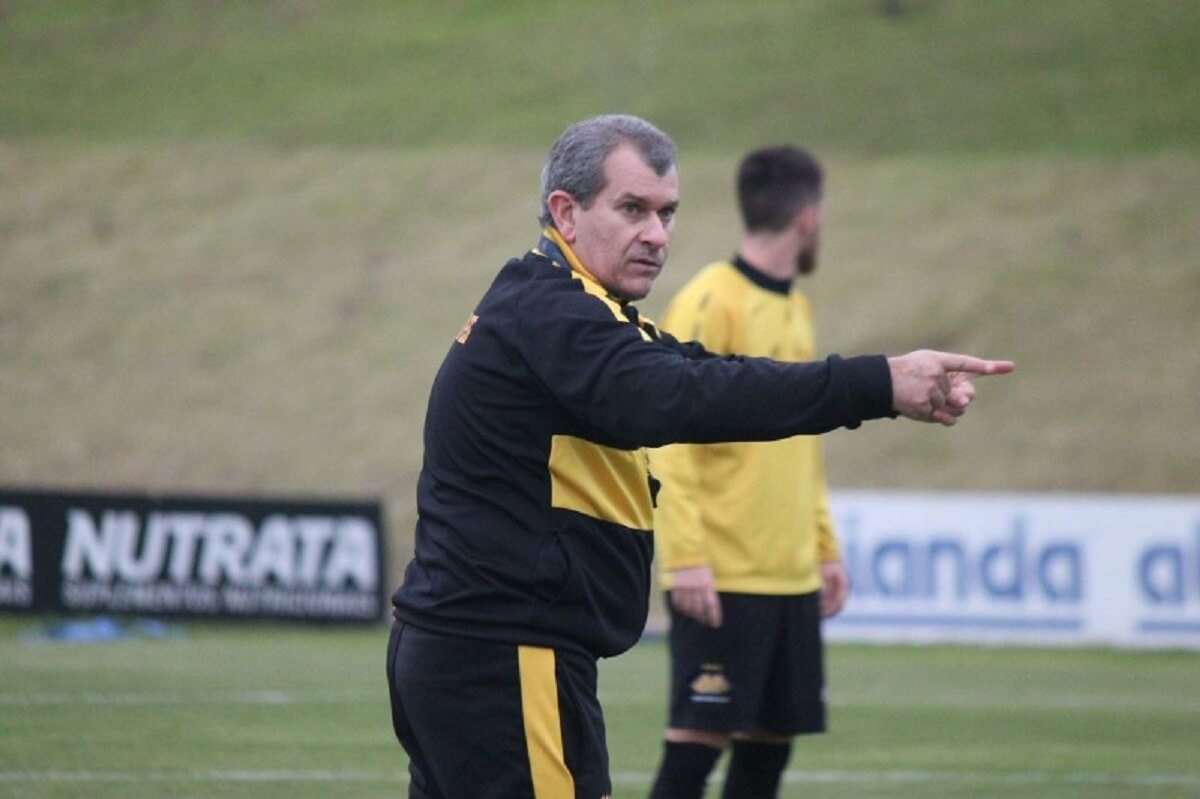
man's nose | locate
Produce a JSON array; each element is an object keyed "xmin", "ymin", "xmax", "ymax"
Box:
[{"xmin": 641, "ymin": 214, "xmax": 669, "ymax": 248}]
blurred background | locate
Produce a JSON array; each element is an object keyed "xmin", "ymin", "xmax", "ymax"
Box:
[
  {"xmin": 2, "ymin": 1, "xmax": 1198, "ymax": 796},
  {"xmin": 4, "ymin": 0, "xmax": 1197, "ymax": 570}
]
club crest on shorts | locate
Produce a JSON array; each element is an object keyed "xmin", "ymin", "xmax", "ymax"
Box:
[{"xmin": 689, "ymin": 662, "xmax": 732, "ymax": 703}]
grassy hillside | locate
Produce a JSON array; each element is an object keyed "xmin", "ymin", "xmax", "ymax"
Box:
[
  {"xmin": 3, "ymin": 0, "xmax": 1198, "ymax": 153},
  {"xmin": 2, "ymin": 1, "xmax": 1198, "ymax": 578}
]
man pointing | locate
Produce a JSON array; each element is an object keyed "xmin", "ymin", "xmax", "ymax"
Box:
[{"xmin": 386, "ymin": 114, "xmax": 1012, "ymax": 799}]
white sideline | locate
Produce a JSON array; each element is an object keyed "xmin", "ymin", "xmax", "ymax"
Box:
[
  {"xmin": 1, "ymin": 769, "xmax": 1198, "ymax": 788},
  {"xmin": 0, "ymin": 689, "xmax": 367, "ymax": 705},
  {"xmin": 5, "ymin": 688, "xmax": 1197, "ymax": 714}
]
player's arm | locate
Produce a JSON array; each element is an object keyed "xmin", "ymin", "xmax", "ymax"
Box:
[
  {"xmin": 514, "ymin": 285, "xmax": 1012, "ymax": 447},
  {"xmin": 813, "ymin": 462, "xmax": 849, "ymax": 618},
  {"xmin": 652, "ymin": 443, "xmax": 722, "ymax": 628},
  {"xmin": 653, "ymin": 284, "xmax": 735, "ymax": 629}
]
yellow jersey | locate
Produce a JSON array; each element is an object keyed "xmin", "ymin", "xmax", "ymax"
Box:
[{"xmin": 651, "ymin": 257, "xmax": 839, "ymax": 594}]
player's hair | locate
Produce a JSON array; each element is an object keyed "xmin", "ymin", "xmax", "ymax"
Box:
[
  {"xmin": 737, "ymin": 146, "xmax": 824, "ymax": 233},
  {"xmin": 538, "ymin": 114, "xmax": 676, "ymax": 228}
]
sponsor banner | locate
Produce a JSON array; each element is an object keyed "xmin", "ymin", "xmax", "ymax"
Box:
[
  {"xmin": 0, "ymin": 488, "xmax": 386, "ymax": 623},
  {"xmin": 825, "ymin": 491, "xmax": 1200, "ymax": 649}
]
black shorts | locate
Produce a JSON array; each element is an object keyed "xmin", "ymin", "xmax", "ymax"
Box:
[
  {"xmin": 386, "ymin": 622, "xmax": 612, "ymax": 799},
  {"xmin": 665, "ymin": 591, "xmax": 826, "ymax": 737}
]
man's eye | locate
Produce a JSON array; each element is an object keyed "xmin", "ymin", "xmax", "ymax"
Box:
[
  {"xmin": 659, "ymin": 208, "xmax": 676, "ymax": 222},
  {"xmin": 623, "ymin": 203, "xmax": 642, "ymax": 215}
]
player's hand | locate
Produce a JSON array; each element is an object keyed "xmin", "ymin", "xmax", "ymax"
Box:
[
  {"xmin": 820, "ymin": 561, "xmax": 850, "ymax": 618},
  {"xmin": 888, "ymin": 350, "xmax": 1014, "ymax": 426},
  {"xmin": 670, "ymin": 566, "xmax": 722, "ymax": 628}
]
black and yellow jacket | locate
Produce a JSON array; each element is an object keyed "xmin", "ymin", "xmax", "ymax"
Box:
[{"xmin": 392, "ymin": 230, "xmax": 894, "ymax": 659}]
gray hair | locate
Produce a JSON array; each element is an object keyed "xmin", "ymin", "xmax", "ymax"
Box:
[{"xmin": 538, "ymin": 114, "xmax": 677, "ymax": 228}]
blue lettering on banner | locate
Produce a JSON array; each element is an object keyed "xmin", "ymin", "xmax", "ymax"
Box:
[
  {"xmin": 842, "ymin": 514, "xmax": 1083, "ymax": 605},
  {"xmin": 1137, "ymin": 619, "xmax": 1200, "ymax": 634},
  {"xmin": 1137, "ymin": 527, "xmax": 1200, "ymax": 606},
  {"xmin": 1135, "ymin": 524, "xmax": 1200, "ymax": 636},
  {"xmin": 835, "ymin": 614, "xmax": 1083, "ymax": 631}
]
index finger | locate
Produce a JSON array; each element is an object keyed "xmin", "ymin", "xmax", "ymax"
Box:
[{"xmin": 936, "ymin": 352, "xmax": 1015, "ymax": 376}]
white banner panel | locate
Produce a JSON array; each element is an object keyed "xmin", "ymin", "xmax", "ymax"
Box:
[{"xmin": 825, "ymin": 491, "xmax": 1200, "ymax": 650}]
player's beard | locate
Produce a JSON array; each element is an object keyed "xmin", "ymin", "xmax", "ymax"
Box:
[{"xmin": 797, "ymin": 234, "xmax": 819, "ymax": 275}]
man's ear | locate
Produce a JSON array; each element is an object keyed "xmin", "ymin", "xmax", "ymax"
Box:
[
  {"xmin": 795, "ymin": 203, "xmax": 821, "ymax": 237},
  {"xmin": 547, "ymin": 190, "xmax": 578, "ymax": 242}
]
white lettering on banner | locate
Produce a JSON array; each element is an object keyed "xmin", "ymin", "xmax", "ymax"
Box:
[
  {"xmin": 249, "ymin": 516, "xmax": 295, "ymax": 585},
  {"xmin": 825, "ymin": 491, "xmax": 1200, "ymax": 650},
  {"xmin": 324, "ymin": 518, "xmax": 377, "ymax": 589},
  {"xmin": 0, "ymin": 580, "xmax": 32, "ymax": 605},
  {"xmin": 63, "ymin": 510, "xmax": 122, "ymax": 581},
  {"xmin": 0, "ymin": 507, "xmax": 33, "ymax": 580},
  {"xmin": 295, "ymin": 517, "xmax": 333, "ymax": 586},
  {"xmin": 1, "ymin": 506, "xmax": 35, "ymax": 608},
  {"xmin": 164, "ymin": 513, "xmax": 206, "ymax": 583},
  {"xmin": 56, "ymin": 580, "xmax": 377, "ymax": 618},
  {"xmin": 61, "ymin": 508, "xmax": 379, "ymax": 592},
  {"xmin": 197, "ymin": 514, "xmax": 253, "ymax": 584}
]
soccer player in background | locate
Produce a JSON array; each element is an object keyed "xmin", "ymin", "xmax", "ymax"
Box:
[{"xmin": 648, "ymin": 146, "xmax": 847, "ymax": 799}]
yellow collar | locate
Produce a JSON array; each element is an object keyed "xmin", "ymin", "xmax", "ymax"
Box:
[{"xmin": 542, "ymin": 227, "xmax": 606, "ymax": 289}]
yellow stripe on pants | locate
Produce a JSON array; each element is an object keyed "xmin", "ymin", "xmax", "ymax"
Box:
[{"xmin": 518, "ymin": 646, "xmax": 575, "ymax": 798}]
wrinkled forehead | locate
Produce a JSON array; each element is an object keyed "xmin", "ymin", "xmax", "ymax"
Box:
[{"xmin": 601, "ymin": 144, "xmax": 679, "ymax": 205}]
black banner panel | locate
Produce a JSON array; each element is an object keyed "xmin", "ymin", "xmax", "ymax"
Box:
[{"xmin": 0, "ymin": 488, "xmax": 386, "ymax": 623}]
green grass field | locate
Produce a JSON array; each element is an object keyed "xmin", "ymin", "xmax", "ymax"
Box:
[{"xmin": 2, "ymin": 619, "xmax": 1198, "ymax": 799}]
